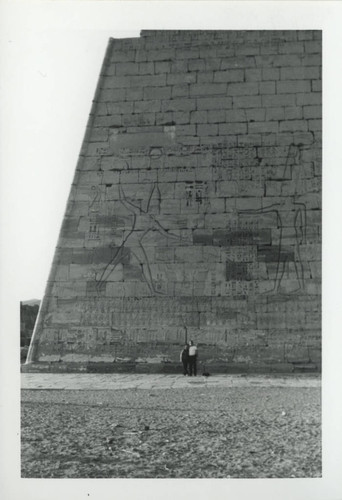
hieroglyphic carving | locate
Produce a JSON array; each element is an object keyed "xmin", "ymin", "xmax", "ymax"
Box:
[
  {"xmin": 185, "ymin": 181, "xmax": 208, "ymax": 207},
  {"xmin": 82, "ymin": 138, "xmax": 318, "ymax": 301},
  {"xmin": 93, "ymin": 181, "xmax": 184, "ymax": 295},
  {"xmin": 237, "ymin": 144, "xmax": 313, "ymax": 294}
]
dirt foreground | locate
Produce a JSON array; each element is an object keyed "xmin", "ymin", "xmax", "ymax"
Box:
[{"xmin": 21, "ymin": 375, "xmax": 321, "ymax": 478}]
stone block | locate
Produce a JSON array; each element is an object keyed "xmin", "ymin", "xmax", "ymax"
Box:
[
  {"xmin": 245, "ymin": 108, "xmax": 266, "ymax": 122},
  {"xmin": 197, "ymin": 71, "xmax": 214, "ymax": 84},
  {"xmin": 207, "ymin": 110, "xmax": 226, "ymax": 123},
  {"xmin": 110, "ymin": 131, "xmax": 175, "ymax": 152},
  {"xmin": 205, "ymin": 57, "xmax": 222, "ymax": 71},
  {"xmin": 279, "ymin": 120, "xmax": 308, "ymax": 133},
  {"xmin": 115, "ymin": 62, "xmax": 137, "ymax": 76},
  {"xmin": 299, "ymin": 243, "xmax": 321, "ymax": 261},
  {"xmin": 167, "ymin": 73, "xmax": 196, "ymax": 85},
  {"xmin": 99, "ymin": 87, "xmax": 125, "ymax": 105},
  {"xmin": 104, "ymin": 75, "xmax": 134, "ymax": 89},
  {"xmin": 284, "ymin": 106, "xmax": 303, "ymax": 120},
  {"xmin": 125, "ymin": 87, "xmax": 144, "ymax": 101},
  {"xmin": 157, "ymin": 169, "xmax": 177, "ymax": 183},
  {"xmin": 308, "ymin": 348, "xmax": 321, "ymax": 364},
  {"xmin": 228, "ymin": 82, "xmax": 259, "ymax": 96},
  {"xmin": 234, "ymin": 345, "xmax": 285, "ymax": 364},
  {"xmin": 208, "ymin": 198, "xmax": 225, "ymax": 213},
  {"xmin": 197, "ymin": 96, "xmax": 233, "ymax": 110},
  {"xmin": 277, "ymin": 80, "xmax": 311, "ymax": 94},
  {"xmin": 176, "ymin": 124, "xmax": 196, "ymax": 137},
  {"xmin": 193, "ymin": 229, "xmax": 213, "ymax": 246},
  {"xmin": 154, "ymin": 61, "xmax": 171, "ymax": 73},
  {"xmin": 121, "ymin": 113, "xmax": 155, "ymax": 127},
  {"xmin": 134, "ymin": 100, "xmax": 161, "ymax": 113},
  {"xmin": 285, "ymin": 345, "xmax": 310, "ymax": 364},
  {"xmin": 172, "ymin": 84, "xmax": 190, "ymax": 98},
  {"xmin": 257, "ymin": 54, "xmax": 302, "ymax": 68},
  {"xmin": 235, "ymin": 44, "xmax": 260, "ymax": 56},
  {"xmin": 194, "ymin": 168, "xmax": 212, "ymax": 183},
  {"xmin": 214, "ymin": 180, "xmax": 236, "ymax": 197},
  {"xmin": 262, "ymin": 68, "xmax": 280, "ymax": 80},
  {"xmin": 225, "ymin": 109, "xmax": 246, "ymax": 122},
  {"xmin": 188, "ymin": 59, "xmax": 205, "ymax": 71},
  {"xmin": 175, "ymin": 169, "xmax": 196, "ymax": 183},
  {"xmin": 219, "ymin": 123, "xmax": 248, "ymax": 135},
  {"xmin": 197, "ymin": 124, "xmax": 218, "ymax": 136},
  {"xmin": 221, "ymin": 56, "xmax": 255, "ymax": 70},
  {"xmin": 279, "ymin": 41, "xmax": 304, "ymax": 54},
  {"xmin": 135, "ymin": 62, "xmax": 154, "ymax": 76},
  {"xmin": 85, "ymin": 141, "xmax": 110, "ymax": 157},
  {"xmin": 111, "ymin": 49, "xmax": 136, "ymax": 63},
  {"xmin": 175, "ymin": 246, "xmax": 203, "ymax": 262},
  {"xmin": 236, "ymin": 197, "xmax": 262, "ymax": 211},
  {"xmin": 146, "ymin": 48, "xmax": 176, "ymax": 61},
  {"xmin": 190, "ymin": 110, "xmax": 208, "ymax": 124},
  {"xmin": 175, "ymin": 47, "xmax": 200, "ymax": 59},
  {"xmin": 303, "ymin": 105, "xmax": 321, "ymax": 119},
  {"xmin": 170, "ymin": 59, "xmax": 188, "ymax": 73},
  {"xmin": 259, "ymin": 82, "xmax": 276, "ymax": 94},
  {"xmin": 204, "ymin": 213, "xmax": 231, "ymax": 229},
  {"xmin": 281, "ymin": 66, "xmax": 320, "ymax": 80},
  {"xmin": 302, "ymin": 54, "xmax": 322, "ymax": 66},
  {"xmin": 239, "ymin": 133, "xmax": 263, "ymax": 147},
  {"xmin": 190, "ymin": 83, "xmax": 227, "ymax": 96},
  {"xmin": 297, "ymin": 31, "xmax": 314, "ymax": 41},
  {"xmin": 173, "ymin": 111, "xmax": 190, "ymax": 124},
  {"xmin": 262, "ymin": 94, "xmax": 296, "ymax": 107},
  {"xmin": 160, "ymin": 199, "xmax": 180, "ymax": 214},
  {"xmin": 154, "ymin": 112, "xmax": 173, "ymax": 126},
  {"xmin": 130, "ymin": 74, "xmax": 167, "ymax": 87},
  {"xmin": 202, "ymin": 246, "xmax": 221, "ymax": 262},
  {"xmin": 265, "ymin": 180, "xmax": 282, "ymax": 196},
  {"xmin": 161, "ymin": 98, "xmax": 196, "ymax": 112},
  {"xmin": 308, "ymin": 119, "xmax": 322, "ymax": 131},
  {"xmin": 233, "ymin": 96, "xmax": 262, "ymax": 108},
  {"xmin": 249, "ymin": 121, "xmax": 278, "ymax": 134},
  {"xmin": 120, "ymin": 169, "xmax": 139, "ymax": 183},
  {"xmin": 304, "ymin": 41, "xmax": 322, "ymax": 53},
  {"xmin": 214, "ymin": 70, "xmax": 244, "ymax": 83}
]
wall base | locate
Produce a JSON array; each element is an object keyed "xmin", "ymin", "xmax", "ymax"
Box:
[{"xmin": 21, "ymin": 361, "xmax": 320, "ymax": 374}]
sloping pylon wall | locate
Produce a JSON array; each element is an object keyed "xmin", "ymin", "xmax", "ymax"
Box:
[{"xmin": 25, "ymin": 31, "xmax": 322, "ymax": 373}]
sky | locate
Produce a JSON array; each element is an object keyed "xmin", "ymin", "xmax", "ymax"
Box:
[
  {"xmin": 1, "ymin": 10, "xmax": 139, "ymax": 301},
  {"xmin": 1, "ymin": 2, "xmax": 342, "ymax": 500}
]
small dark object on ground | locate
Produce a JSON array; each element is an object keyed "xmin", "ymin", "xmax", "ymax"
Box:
[{"xmin": 202, "ymin": 372, "xmax": 211, "ymax": 377}]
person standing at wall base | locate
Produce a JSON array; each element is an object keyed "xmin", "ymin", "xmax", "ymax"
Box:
[
  {"xmin": 188, "ymin": 340, "xmax": 198, "ymax": 376},
  {"xmin": 180, "ymin": 343, "xmax": 189, "ymax": 375}
]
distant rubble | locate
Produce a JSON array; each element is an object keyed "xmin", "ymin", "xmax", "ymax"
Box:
[
  {"xmin": 20, "ymin": 300, "xmax": 40, "ymax": 363},
  {"xmin": 21, "ymin": 299, "xmax": 41, "ymax": 307}
]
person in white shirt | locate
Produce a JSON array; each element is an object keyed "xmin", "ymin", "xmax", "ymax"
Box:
[{"xmin": 188, "ymin": 340, "xmax": 198, "ymax": 376}]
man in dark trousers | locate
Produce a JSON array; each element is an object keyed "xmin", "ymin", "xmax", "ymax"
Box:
[
  {"xmin": 188, "ymin": 340, "xmax": 198, "ymax": 376},
  {"xmin": 180, "ymin": 344, "xmax": 189, "ymax": 375}
]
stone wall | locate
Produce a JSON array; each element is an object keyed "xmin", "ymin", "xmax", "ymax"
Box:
[{"xmin": 26, "ymin": 30, "xmax": 322, "ymax": 373}]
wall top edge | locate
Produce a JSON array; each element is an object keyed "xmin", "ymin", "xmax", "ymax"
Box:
[{"xmin": 107, "ymin": 29, "xmax": 322, "ymax": 51}]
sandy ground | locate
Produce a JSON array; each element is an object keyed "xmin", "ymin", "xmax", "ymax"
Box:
[{"xmin": 21, "ymin": 377, "xmax": 321, "ymax": 478}]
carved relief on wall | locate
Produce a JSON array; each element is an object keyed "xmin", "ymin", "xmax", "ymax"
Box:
[{"xmin": 77, "ymin": 140, "xmax": 320, "ymax": 302}]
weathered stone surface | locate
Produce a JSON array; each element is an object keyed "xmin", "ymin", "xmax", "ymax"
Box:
[{"xmin": 26, "ymin": 30, "xmax": 321, "ymax": 373}]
